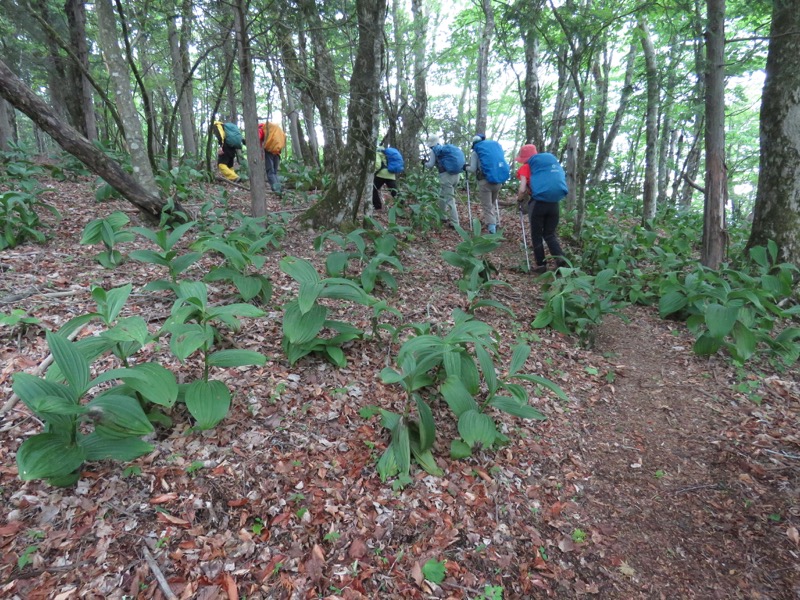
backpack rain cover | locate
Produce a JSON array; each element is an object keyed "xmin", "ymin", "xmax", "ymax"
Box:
[
  {"xmin": 436, "ymin": 144, "xmax": 466, "ymax": 174},
  {"xmin": 527, "ymin": 153, "xmax": 568, "ymax": 202},
  {"xmin": 473, "ymin": 140, "xmax": 510, "ymax": 184}
]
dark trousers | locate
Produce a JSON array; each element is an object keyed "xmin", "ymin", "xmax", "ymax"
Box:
[
  {"xmin": 265, "ymin": 151, "xmax": 281, "ymax": 192},
  {"xmin": 372, "ymin": 176, "xmax": 398, "ymax": 209},
  {"xmin": 529, "ymin": 200, "xmax": 563, "ymax": 267}
]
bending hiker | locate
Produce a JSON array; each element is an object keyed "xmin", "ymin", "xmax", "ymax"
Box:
[
  {"xmin": 424, "ymin": 135, "xmax": 465, "ymax": 228},
  {"xmin": 515, "ymin": 144, "xmax": 568, "ymax": 274},
  {"xmin": 212, "ymin": 120, "xmax": 244, "ymax": 182},
  {"xmin": 258, "ymin": 122, "xmax": 285, "ymax": 193},
  {"xmin": 373, "ymin": 146, "xmax": 404, "ymax": 210},
  {"xmin": 467, "ymin": 133, "xmax": 510, "ymax": 234}
]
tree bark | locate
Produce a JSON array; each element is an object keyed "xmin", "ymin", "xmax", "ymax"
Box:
[
  {"xmin": 745, "ymin": 0, "xmax": 800, "ymax": 267},
  {"xmin": 702, "ymin": 0, "xmax": 728, "ymax": 268},
  {"xmin": 96, "ymin": 0, "xmax": 156, "ymax": 189},
  {"xmin": 297, "ymin": 0, "xmax": 344, "ymax": 171},
  {"xmin": 475, "ymin": 0, "xmax": 494, "ymax": 135},
  {"xmin": 638, "ymin": 16, "xmax": 658, "ymax": 225},
  {"xmin": 0, "ymin": 98, "xmax": 10, "ymax": 151},
  {"xmin": 64, "ymin": 0, "xmax": 97, "ymax": 141},
  {"xmin": 298, "ymin": 0, "xmax": 386, "ymax": 229},
  {"xmin": 518, "ymin": 0, "xmax": 544, "ymax": 148},
  {"xmin": 590, "ymin": 40, "xmax": 636, "ymax": 185},
  {"xmin": 168, "ymin": 3, "xmax": 197, "ymax": 157},
  {"xmin": 234, "ymin": 0, "xmax": 268, "ymax": 217},
  {"xmin": 0, "ymin": 59, "xmax": 182, "ymax": 220}
]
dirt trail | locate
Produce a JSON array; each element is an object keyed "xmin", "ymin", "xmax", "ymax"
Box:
[{"xmin": 570, "ymin": 308, "xmax": 799, "ymax": 599}]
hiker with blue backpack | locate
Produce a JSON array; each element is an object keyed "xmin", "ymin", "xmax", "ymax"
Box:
[
  {"xmin": 515, "ymin": 144, "xmax": 568, "ymax": 274},
  {"xmin": 212, "ymin": 120, "xmax": 244, "ymax": 182},
  {"xmin": 373, "ymin": 146, "xmax": 404, "ymax": 210},
  {"xmin": 424, "ymin": 135, "xmax": 465, "ymax": 228},
  {"xmin": 467, "ymin": 134, "xmax": 510, "ymax": 234}
]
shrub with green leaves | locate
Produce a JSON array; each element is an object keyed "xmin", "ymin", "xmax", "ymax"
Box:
[
  {"xmin": 13, "ymin": 331, "xmax": 175, "ymax": 487},
  {"xmin": 389, "ymin": 170, "xmax": 444, "ymax": 232},
  {"xmin": 195, "ymin": 219, "xmax": 279, "ymax": 304},
  {"xmin": 314, "ymin": 227, "xmax": 403, "ymax": 294},
  {"xmin": 80, "ymin": 210, "xmax": 135, "ymax": 268},
  {"xmin": 0, "ymin": 189, "xmax": 60, "ymax": 249},
  {"xmin": 161, "ymin": 281, "xmax": 266, "ymax": 429},
  {"xmin": 532, "ymin": 267, "xmax": 629, "ymax": 347},
  {"xmin": 441, "ymin": 219, "xmax": 511, "ymax": 315},
  {"xmin": 362, "ymin": 311, "xmax": 566, "ymax": 485},
  {"xmin": 279, "ymin": 256, "xmax": 376, "ymax": 367},
  {"xmin": 659, "ymin": 242, "xmax": 800, "ymax": 364},
  {"xmin": 128, "ymin": 222, "xmax": 201, "ymax": 292}
]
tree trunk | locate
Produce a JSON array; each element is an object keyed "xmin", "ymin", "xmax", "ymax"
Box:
[
  {"xmin": 475, "ymin": 0, "xmax": 494, "ymax": 134},
  {"xmin": 591, "ymin": 40, "xmax": 636, "ymax": 185},
  {"xmin": 0, "ymin": 98, "xmax": 10, "ymax": 151},
  {"xmin": 0, "ymin": 59, "xmax": 182, "ymax": 220},
  {"xmin": 395, "ymin": 0, "xmax": 428, "ymax": 165},
  {"xmin": 64, "ymin": 0, "xmax": 97, "ymax": 141},
  {"xmin": 234, "ymin": 0, "xmax": 268, "ymax": 217},
  {"xmin": 702, "ymin": 0, "xmax": 728, "ymax": 268},
  {"xmin": 745, "ymin": 0, "xmax": 800, "ymax": 267},
  {"xmin": 298, "ymin": 0, "xmax": 343, "ymax": 171},
  {"xmin": 638, "ymin": 16, "xmax": 658, "ymax": 225},
  {"xmin": 518, "ymin": 0, "xmax": 544, "ymax": 147},
  {"xmin": 565, "ymin": 134, "xmax": 577, "ymax": 213},
  {"xmin": 168, "ymin": 5, "xmax": 197, "ymax": 157},
  {"xmin": 298, "ymin": 0, "xmax": 386, "ymax": 229},
  {"xmin": 96, "ymin": 0, "xmax": 156, "ymax": 189}
]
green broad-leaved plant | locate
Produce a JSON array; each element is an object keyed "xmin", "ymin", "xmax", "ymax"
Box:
[
  {"xmin": 128, "ymin": 222, "xmax": 201, "ymax": 292},
  {"xmin": 80, "ymin": 211, "xmax": 135, "ymax": 268},
  {"xmin": 161, "ymin": 281, "xmax": 266, "ymax": 429},
  {"xmin": 363, "ymin": 311, "xmax": 565, "ymax": 485},
  {"xmin": 279, "ymin": 256, "xmax": 376, "ymax": 367},
  {"xmin": 532, "ymin": 267, "xmax": 629, "ymax": 348},
  {"xmin": 13, "ymin": 331, "xmax": 172, "ymax": 486},
  {"xmin": 658, "ymin": 241, "xmax": 800, "ymax": 364}
]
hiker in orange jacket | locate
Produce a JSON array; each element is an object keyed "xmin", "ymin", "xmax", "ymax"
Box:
[{"xmin": 258, "ymin": 122, "xmax": 286, "ymax": 193}]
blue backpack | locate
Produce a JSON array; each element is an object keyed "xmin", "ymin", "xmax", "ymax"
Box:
[
  {"xmin": 527, "ymin": 153, "xmax": 568, "ymax": 202},
  {"xmin": 382, "ymin": 147, "xmax": 405, "ymax": 174},
  {"xmin": 435, "ymin": 144, "xmax": 466, "ymax": 174},
  {"xmin": 222, "ymin": 123, "xmax": 243, "ymax": 149},
  {"xmin": 473, "ymin": 140, "xmax": 510, "ymax": 184}
]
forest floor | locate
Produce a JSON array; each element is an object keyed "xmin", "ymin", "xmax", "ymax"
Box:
[{"xmin": 0, "ymin": 174, "xmax": 798, "ymax": 600}]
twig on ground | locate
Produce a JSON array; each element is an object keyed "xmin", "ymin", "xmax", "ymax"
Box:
[
  {"xmin": 215, "ymin": 175, "xmax": 250, "ymax": 191},
  {"xmin": 142, "ymin": 546, "xmax": 178, "ymax": 600},
  {"xmin": 0, "ymin": 325, "xmax": 85, "ymax": 416}
]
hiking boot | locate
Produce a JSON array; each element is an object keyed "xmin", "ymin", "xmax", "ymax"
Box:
[
  {"xmin": 532, "ymin": 265, "xmax": 547, "ymax": 275},
  {"xmin": 487, "ymin": 223, "xmax": 497, "ymax": 234}
]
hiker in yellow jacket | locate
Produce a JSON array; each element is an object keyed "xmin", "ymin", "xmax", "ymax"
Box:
[
  {"xmin": 212, "ymin": 121, "xmax": 243, "ymax": 182},
  {"xmin": 258, "ymin": 122, "xmax": 286, "ymax": 193}
]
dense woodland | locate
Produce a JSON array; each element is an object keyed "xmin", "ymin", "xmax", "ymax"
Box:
[{"xmin": 0, "ymin": 0, "xmax": 799, "ymax": 598}]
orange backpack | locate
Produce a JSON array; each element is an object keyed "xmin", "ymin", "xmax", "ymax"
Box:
[{"xmin": 259, "ymin": 122, "xmax": 286, "ymax": 154}]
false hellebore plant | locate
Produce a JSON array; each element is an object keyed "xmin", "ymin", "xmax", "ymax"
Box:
[
  {"xmin": 13, "ymin": 331, "xmax": 170, "ymax": 487},
  {"xmin": 362, "ymin": 311, "xmax": 568, "ymax": 486}
]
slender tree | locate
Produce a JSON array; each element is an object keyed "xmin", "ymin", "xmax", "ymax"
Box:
[
  {"xmin": 702, "ymin": 0, "xmax": 728, "ymax": 268},
  {"xmin": 96, "ymin": 0, "xmax": 156, "ymax": 189},
  {"xmin": 638, "ymin": 15, "xmax": 658, "ymax": 225}
]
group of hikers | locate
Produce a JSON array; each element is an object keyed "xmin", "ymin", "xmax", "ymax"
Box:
[
  {"xmin": 377, "ymin": 133, "xmax": 568, "ymax": 274},
  {"xmin": 212, "ymin": 120, "xmax": 285, "ymax": 194},
  {"xmin": 212, "ymin": 119, "xmax": 568, "ymax": 274}
]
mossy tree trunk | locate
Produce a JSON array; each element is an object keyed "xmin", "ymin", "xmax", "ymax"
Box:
[{"xmin": 297, "ymin": 0, "xmax": 386, "ymax": 230}]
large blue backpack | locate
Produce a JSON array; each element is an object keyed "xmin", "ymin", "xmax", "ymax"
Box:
[
  {"xmin": 527, "ymin": 153, "xmax": 568, "ymax": 202},
  {"xmin": 435, "ymin": 144, "xmax": 466, "ymax": 174},
  {"xmin": 382, "ymin": 147, "xmax": 405, "ymax": 174},
  {"xmin": 473, "ymin": 139, "xmax": 510, "ymax": 184}
]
